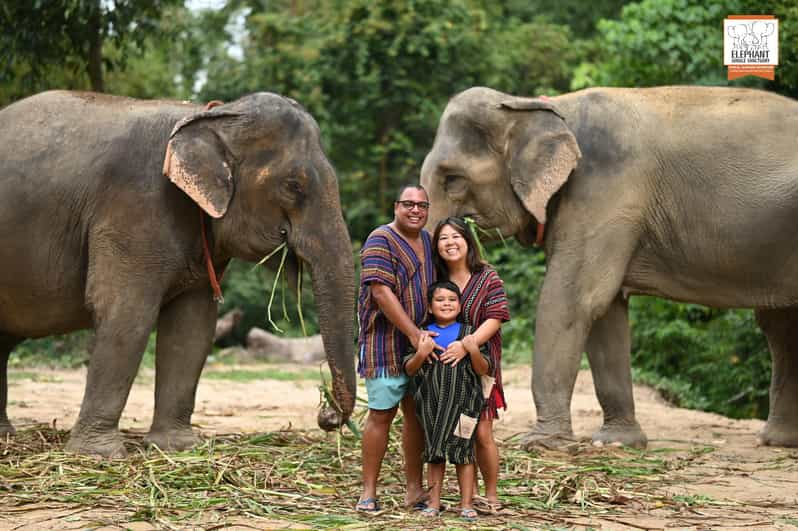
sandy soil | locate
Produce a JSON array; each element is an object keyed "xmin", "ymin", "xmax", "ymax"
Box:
[{"xmin": 3, "ymin": 363, "xmax": 798, "ymax": 530}]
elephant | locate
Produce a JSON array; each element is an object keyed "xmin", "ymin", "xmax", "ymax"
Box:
[
  {"xmin": 0, "ymin": 90, "xmax": 356, "ymax": 457},
  {"xmin": 420, "ymin": 85, "xmax": 798, "ymax": 449}
]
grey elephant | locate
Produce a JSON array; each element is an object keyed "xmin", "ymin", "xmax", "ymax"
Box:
[
  {"xmin": 0, "ymin": 90, "xmax": 356, "ymax": 457},
  {"xmin": 420, "ymin": 86, "xmax": 798, "ymax": 449}
]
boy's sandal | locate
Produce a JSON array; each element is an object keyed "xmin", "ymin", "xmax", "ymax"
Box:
[
  {"xmin": 355, "ymin": 497, "xmax": 381, "ymax": 513},
  {"xmin": 420, "ymin": 506, "xmax": 440, "ymax": 518},
  {"xmin": 460, "ymin": 507, "xmax": 478, "ymax": 521}
]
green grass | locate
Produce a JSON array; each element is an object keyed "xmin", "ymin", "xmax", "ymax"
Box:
[{"xmin": 203, "ymin": 368, "xmax": 325, "ymax": 382}]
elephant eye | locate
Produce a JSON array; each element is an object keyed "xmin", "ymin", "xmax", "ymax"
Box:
[
  {"xmin": 444, "ymin": 174, "xmax": 468, "ymax": 198},
  {"xmin": 280, "ymin": 177, "xmax": 305, "ymax": 205}
]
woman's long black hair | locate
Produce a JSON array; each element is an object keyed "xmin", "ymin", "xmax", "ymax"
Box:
[{"xmin": 431, "ymin": 216, "xmax": 487, "ymax": 280}]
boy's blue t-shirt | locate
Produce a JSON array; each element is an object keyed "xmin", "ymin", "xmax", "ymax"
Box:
[{"xmin": 427, "ymin": 322, "xmax": 462, "ymax": 349}]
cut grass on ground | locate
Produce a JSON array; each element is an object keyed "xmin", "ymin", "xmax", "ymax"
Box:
[{"xmin": 1, "ymin": 425, "xmax": 715, "ymax": 530}]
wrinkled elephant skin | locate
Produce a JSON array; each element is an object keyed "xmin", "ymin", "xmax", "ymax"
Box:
[
  {"xmin": 0, "ymin": 91, "xmax": 356, "ymax": 456},
  {"xmin": 421, "ymin": 86, "xmax": 798, "ymax": 449}
]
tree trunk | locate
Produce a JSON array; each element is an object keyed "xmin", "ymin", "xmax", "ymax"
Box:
[{"xmin": 86, "ymin": 6, "xmax": 104, "ymax": 92}]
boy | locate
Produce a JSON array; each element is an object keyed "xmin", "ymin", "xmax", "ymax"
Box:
[{"xmin": 403, "ymin": 281, "xmax": 494, "ymax": 520}]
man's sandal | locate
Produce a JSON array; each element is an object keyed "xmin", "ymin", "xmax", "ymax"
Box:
[
  {"xmin": 460, "ymin": 507, "xmax": 478, "ymax": 521},
  {"xmin": 355, "ymin": 497, "xmax": 381, "ymax": 513}
]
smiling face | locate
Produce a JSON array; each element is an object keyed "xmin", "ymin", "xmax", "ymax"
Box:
[
  {"xmin": 436, "ymin": 223, "xmax": 468, "ymax": 267},
  {"xmin": 393, "ymin": 186, "xmax": 430, "ymax": 236},
  {"xmin": 429, "ymin": 287, "xmax": 461, "ymax": 326}
]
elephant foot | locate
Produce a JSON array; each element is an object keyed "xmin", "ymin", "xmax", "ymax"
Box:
[
  {"xmin": 592, "ymin": 421, "xmax": 648, "ymax": 449},
  {"xmin": 0, "ymin": 419, "xmax": 16, "ymax": 437},
  {"xmin": 519, "ymin": 423, "xmax": 577, "ymax": 451},
  {"xmin": 317, "ymin": 406, "xmax": 345, "ymax": 432},
  {"xmin": 758, "ymin": 421, "xmax": 798, "ymax": 448},
  {"xmin": 65, "ymin": 429, "xmax": 127, "ymax": 458},
  {"xmin": 144, "ymin": 427, "xmax": 201, "ymax": 451}
]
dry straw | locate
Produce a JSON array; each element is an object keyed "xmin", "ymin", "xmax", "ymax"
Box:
[{"xmin": 1, "ymin": 424, "xmax": 715, "ymax": 529}]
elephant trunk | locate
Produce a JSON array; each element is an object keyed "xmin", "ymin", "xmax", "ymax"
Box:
[{"xmin": 301, "ymin": 218, "xmax": 356, "ymax": 431}]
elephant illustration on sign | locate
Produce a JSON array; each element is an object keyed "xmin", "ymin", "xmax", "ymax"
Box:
[
  {"xmin": 421, "ymin": 85, "xmax": 798, "ymax": 448},
  {"xmin": 0, "ymin": 90, "xmax": 356, "ymax": 457}
]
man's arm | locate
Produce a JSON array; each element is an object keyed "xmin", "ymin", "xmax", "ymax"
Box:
[{"xmin": 370, "ymin": 283, "xmax": 423, "ymax": 349}]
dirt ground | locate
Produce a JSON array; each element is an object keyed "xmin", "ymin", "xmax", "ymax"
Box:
[{"xmin": 3, "ymin": 363, "xmax": 798, "ymax": 530}]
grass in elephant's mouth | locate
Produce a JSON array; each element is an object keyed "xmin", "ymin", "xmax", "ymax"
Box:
[{"xmin": 0, "ymin": 425, "xmax": 720, "ymax": 529}]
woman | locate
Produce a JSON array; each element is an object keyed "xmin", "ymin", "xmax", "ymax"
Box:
[{"xmin": 432, "ymin": 216, "xmax": 510, "ymax": 512}]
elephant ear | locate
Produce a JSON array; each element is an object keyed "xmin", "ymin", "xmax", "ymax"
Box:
[
  {"xmin": 500, "ymin": 98, "xmax": 581, "ymax": 224},
  {"xmin": 162, "ymin": 103, "xmax": 242, "ymax": 218}
]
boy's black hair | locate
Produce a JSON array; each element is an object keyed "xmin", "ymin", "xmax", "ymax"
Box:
[{"xmin": 427, "ymin": 280, "xmax": 461, "ymax": 304}]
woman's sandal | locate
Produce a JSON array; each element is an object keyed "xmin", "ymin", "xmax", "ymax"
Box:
[
  {"xmin": 460, "ymin": 507, "xmax": 478, "ymax": 521},
  {"xmin": 420, "ymin": 506, "xmax": 440, "ymax": 518},
  {"xmin": 474, "ymin": 495, "xmax": 502, "ymax": 514}
]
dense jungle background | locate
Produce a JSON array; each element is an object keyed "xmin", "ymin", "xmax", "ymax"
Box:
[{"xmin": 2, "ymin": 0, "xmax": 797, "ymax": 421}]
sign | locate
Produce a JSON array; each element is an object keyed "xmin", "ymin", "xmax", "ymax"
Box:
[{"xmin": 724, "ymin": 15, "xmax": 778, "ymax": 80}]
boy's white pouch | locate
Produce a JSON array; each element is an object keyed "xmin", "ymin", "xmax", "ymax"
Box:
[{"xmin": 454, "ymin": 414, "xmax": 478, "ymax": 439}]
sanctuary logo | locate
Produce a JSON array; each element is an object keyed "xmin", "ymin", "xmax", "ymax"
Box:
[{"xmin": 724, "ymin": 16, "xmax": 779, "ymax": 80}]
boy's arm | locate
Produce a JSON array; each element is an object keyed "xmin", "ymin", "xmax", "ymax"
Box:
[{"xmin": 403, "ymin": 334, "xmax": 436, "ymax": 375}]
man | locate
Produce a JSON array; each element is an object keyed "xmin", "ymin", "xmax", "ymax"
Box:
[{"xmin": 355, "ymin": 184, "xmax": 436, "ymax": 512}]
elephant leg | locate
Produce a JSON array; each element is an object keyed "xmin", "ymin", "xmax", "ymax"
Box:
[
  {"xmin": 0, "ymin": 334, "xmax": 23, "ymax": 436},
  {"xmin": 522, "ymin": 222, "xmax": 639, "ymax": 450},
  {"xmin": 585, "ymin": 295, "xmax": 647, "ymax": 448},
  {"xmin": 66, "ymin": 284, "xmax": 160, "ymax": 458},
  {"xmin": 145, "ymin": 286, "xmax": 216, "ymax": 451},
  {"xmin": 755, "ymin": 308, "xmax": 798, "ymax": 447}
]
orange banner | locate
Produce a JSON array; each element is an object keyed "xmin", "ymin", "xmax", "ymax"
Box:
[{"xmin": 728, "ymin": 65, "xmax": 775, "ymax": 80}]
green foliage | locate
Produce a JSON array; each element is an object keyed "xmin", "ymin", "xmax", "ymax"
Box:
[
  {"xmin": 9, "ymin": 332, "xmax": 93, "ymax": 369},
  {"xmin": 574, "ymin": 0, "xmax": 745, "ymax": 88},
  {"xmin": 629, "ymin": 298, "xmax": 770, "ymax": 419},
  {"xmin": 203, "ymin": 367, "xmax": 325, "ymax": 382},
  {"xmin": 485, "ymin": 241, "xmax": 546, "ymax": 365},
  {"xmin": 104, "ymin": 6, "xmax": 207, "ymax": 99},
  {"xmin": 483, "ymin": 18, "xmax": 582, "ymax": 96},
  {"xmin": 0, "ymin": 0, "xmax": 182, "ymax": 97},
  {"xmin": 497, "ymin": 0, "xmax": 630, "ymax": 37},
  {"xmin": 217, "ymin": 260, "xmax": 319, "ymax": 346}
]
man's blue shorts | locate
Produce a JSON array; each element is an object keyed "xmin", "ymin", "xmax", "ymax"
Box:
[{"xmin": 365, "ymin": 374, "xmax": 410, "ymax": 411}]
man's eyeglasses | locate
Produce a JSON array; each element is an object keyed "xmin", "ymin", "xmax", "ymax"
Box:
[{"xmin": 396, "ymin": 200, "xmax": 430, "ymax": 211}]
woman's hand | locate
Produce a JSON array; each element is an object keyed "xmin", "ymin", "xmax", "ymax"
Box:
[
  {"xmin": 462, "ymin": 334, "xmax": 479, "ymax": 355},
  {"xmin": 440, "ymin": 340, "xmax": 467, "ymax": 366}
]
